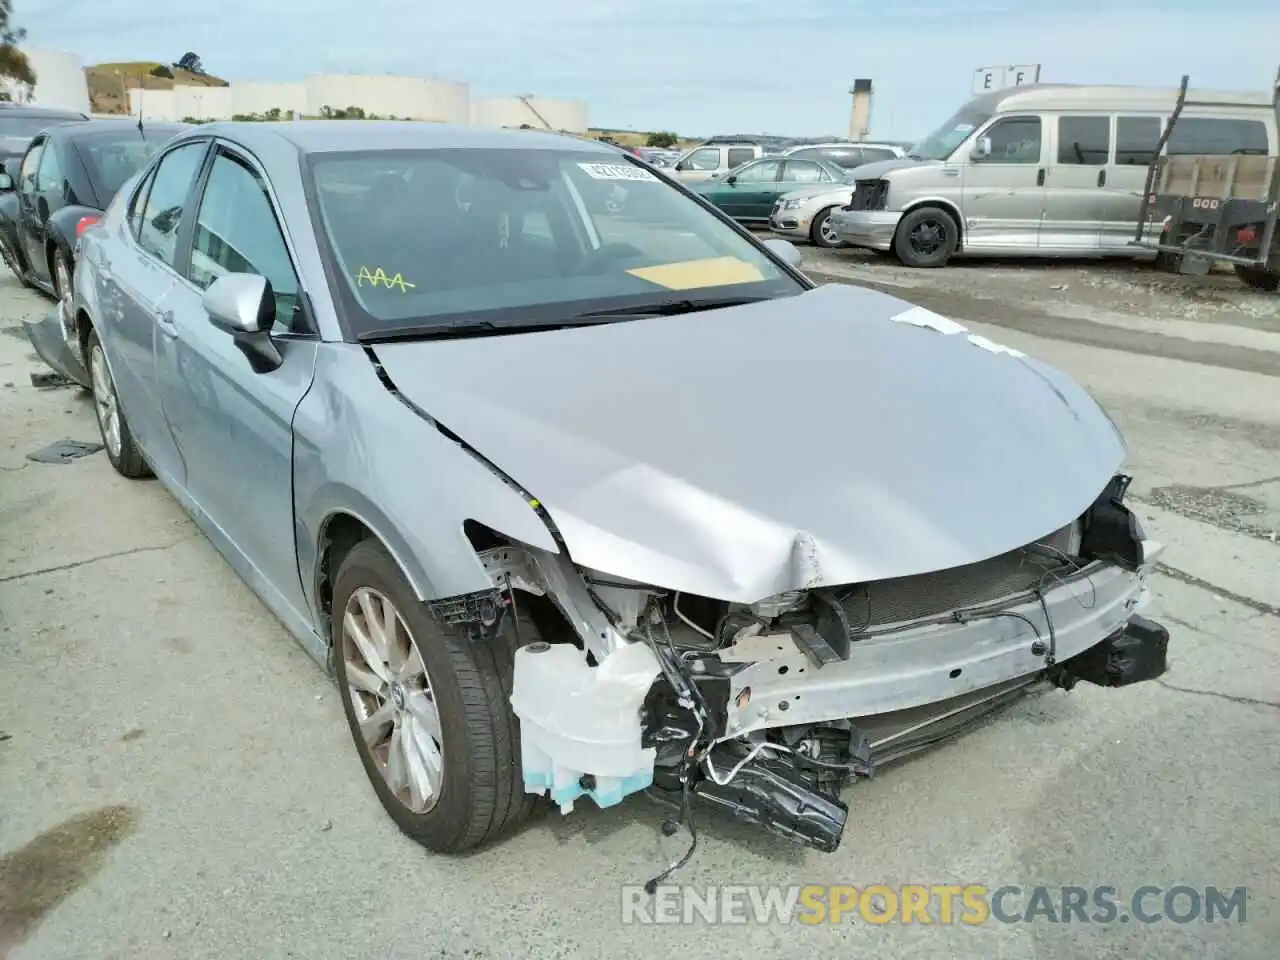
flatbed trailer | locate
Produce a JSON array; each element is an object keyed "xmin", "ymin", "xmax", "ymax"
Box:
[{"xmin": 1132, "ymin": 66, "xmax": 1280, "ymax": 291}]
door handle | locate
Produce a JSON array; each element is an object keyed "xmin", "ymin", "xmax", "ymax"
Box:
[
  {"xmin": 1037, "ymin": 168, "xmax": 1045, "ymax": 186},
  {"xmin": 1097, "ymin": 169, "xmax": 1107, "ymax": 187},
  {"xmin": 155, "ymin": 309, "xmax": 177, "ymax": 336}
]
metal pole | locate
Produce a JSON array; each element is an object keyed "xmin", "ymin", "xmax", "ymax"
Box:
[{"xmin": 1133, "ymin": 73, "xmax": 1189, "ymax": 244}]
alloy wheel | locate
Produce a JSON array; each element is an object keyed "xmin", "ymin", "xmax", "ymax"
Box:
[
  {"xmin": 820, "ymin": 215, "xmax": 841, "ymax": 246},
  {"xmin": 54, "ymin": 253, "xmax": 73, "ymax": 327},
  {"xmin": 342, "ymin": 586, "xmax": 445, "ymax": 813},
  {"xmin": 89, "ymin": 343, "xmax": 121, "ymax": 458}
]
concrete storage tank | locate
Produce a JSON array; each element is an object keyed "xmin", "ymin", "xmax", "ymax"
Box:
[
  {"xmin": 471, "ymin": 97, "xmax": 588, "ymax": 133},
  {"xmin": 304, "ymin": 74, "xmax": 469, "ymax": 122},
  {"xmin": 231, "ymin": 82, "xmax": 306, "ymax": 118},
  {"xmin": 0, "ymin": 48, "xmax": 91, "ymax": 113}
]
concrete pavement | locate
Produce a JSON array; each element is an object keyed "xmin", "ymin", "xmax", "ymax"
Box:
[{"xmin": 1, "ymin": 261, "xmax": 1276, "ymax": 959}]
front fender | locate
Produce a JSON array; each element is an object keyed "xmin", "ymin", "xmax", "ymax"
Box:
[{"xmin": 0, "ymin": 193, "xmax": 19, "ymax": 249}]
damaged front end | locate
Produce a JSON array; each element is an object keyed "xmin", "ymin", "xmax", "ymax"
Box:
[{"xmin": 435, "ymin": 474, "xmax": 1169, "ymax": 880}]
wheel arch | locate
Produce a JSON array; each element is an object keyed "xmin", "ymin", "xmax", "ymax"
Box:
[{"xmin": 898, "ymin": 198, "xmax": 965, "ymax": 248}]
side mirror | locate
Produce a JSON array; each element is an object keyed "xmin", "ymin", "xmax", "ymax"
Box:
[
  {"xmin": 0, "ymin": 172, "xmax": 12, "ymax": 192},
  {"xmin": 762, "ymin": 236, "xmax": 802, "ymax": 268},
  {"xmin": 724, "ymin": 174, "xmax": 737, "ymax": 185},
  {"xmin": 674, "ymin": 160, "xmax": 687, "ymax": 171},
  {"xmin": 202, "ymin": 272, "xmax": 282, "ymax": 372},
  {"xmin": 970, "ymin": 136, "xmax": 993, "ymax": 161}
]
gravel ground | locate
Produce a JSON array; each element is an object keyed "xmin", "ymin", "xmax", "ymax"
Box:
[{"xmin": 1, "ymin": 258, "xmax": 1278, "ymax": 960}]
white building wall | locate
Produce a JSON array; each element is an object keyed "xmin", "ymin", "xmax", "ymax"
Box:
[
  {"xmin": 172, "ymin": 85, "xmax": 233, "ymax": 121},
  {"xmin": 128, "ymin": 88, "xmax": 180, "ymax": 122},
  {"xmin": 0, "ymin": 48, "xmax": 91, "ymax": 113},
  {"xmin": 304, "ymin": 74, "xmax": 469, "ymax": 122},
  {"xmin": 230, "ymin": 82, "xmax": 306, "ymax": 117},
  {"xmin": 471, "ymin": 97, "xmax": 589, "ymax": 133}
]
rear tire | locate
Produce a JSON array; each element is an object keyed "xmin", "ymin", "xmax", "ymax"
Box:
[
  {"xmin": 809, "ymin": 207, "xmax": 846, "ymax": 249},
  {"xmin": 86, "ymin": 328, "xmax": 150, "ymax": 478},
  {"xmin": 332, "ymin": 539, "xmax": 540, "ymax": 853},
  {"xmin": 893, "ymin": 206, "xmax": 958, "ymax": 267},
  {"xmin": 1234, "ymin": 264, "xmax": 1279, "ymax": 292}
]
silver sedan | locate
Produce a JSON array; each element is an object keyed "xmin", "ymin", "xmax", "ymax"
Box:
[{"xmin": 70, "ymin": 120, "xmax": 1170, "ymax": 872}]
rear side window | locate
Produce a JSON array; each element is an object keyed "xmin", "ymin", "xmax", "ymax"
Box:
[
  {"xmin": 726, "ymin": 147, "xmax": 755, "ymax": 168},
  {"xmin": 136, "ymin": 141, "xmax": 207, "ymax": 267},
  {"xmin": 1057, "ymin": 116, "xmax": 1110, "ymax": 165},
  {"xmin": 683, "ymin": 147, "xmax": 719, "ymax": 171},
  {"xmin": 1167, "ymin": 118, "xmax": 1269, "ymax": 156},
  {"xmin": 1115, "ymin": 116, "xmax": 1161, "ymax": 166}
]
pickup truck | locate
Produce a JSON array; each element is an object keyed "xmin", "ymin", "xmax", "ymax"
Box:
[{"xmin": 1134, "ymin": 66, "xmax": 1280, "ymax": 292}]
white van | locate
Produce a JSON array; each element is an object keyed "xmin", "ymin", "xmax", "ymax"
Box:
[{"xmin": 828, "ymin": 83, "xmax": 1278, "ymax": 267}]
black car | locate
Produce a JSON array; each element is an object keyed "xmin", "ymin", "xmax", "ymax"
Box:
[
  {"xmin": 0, "ymin": 119, "xmax": 188, "ymax": 318},
  {"xmin": 0, "ymin": 103, "xmax": 89, "ymax": 172}
]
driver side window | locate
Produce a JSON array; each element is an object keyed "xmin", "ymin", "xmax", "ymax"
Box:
[
  {"xmin": 36, "ymin": 144, "xmax": 64, "ymax": 198},
  {"xmin": 975, "ymin": 116, "xmax": 1043, "ymax": 164}
]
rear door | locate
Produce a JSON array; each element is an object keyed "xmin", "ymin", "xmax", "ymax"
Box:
[
  {"xmin": 1100, "ymin": 115, "xmax": 1163, "ymax": 251},
  {"xmin": 1041, "ymin": 114, "xmax": 1111, "ymax": 252},
  {"xmin": 105, "ymin": 138, "xmax": 211, "ymax": 483},
  {"xmin": 723, "ymin": 158, "xmax": 781, "ymax": 220}
]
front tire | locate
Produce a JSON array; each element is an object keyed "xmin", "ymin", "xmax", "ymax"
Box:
[
  {"xmin": 809, "ymin": 206, "xmax": 846, "ymax": 249},
  {"xmin": 86, "ymin": 328, "xmax": 150, "ymax": 478},
  {"xmin": 332, "ymin": 539, "xmax": 539, "ymax": 853},
  {"xmin": 894, "ymin": 206, "xmax": 959, "ymax": 267}
]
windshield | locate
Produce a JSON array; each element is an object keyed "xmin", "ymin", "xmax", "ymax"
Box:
[
  {"xmin": 306, "ymin": 147, "xmax": 803, "ymax": 335},
  {"xmin": 909, "ymin": 104, "xmax": 993, "ymax": 161},
  {"xmin": 79, "ymin": 134, "xmax": 168, "ymax": 201}
]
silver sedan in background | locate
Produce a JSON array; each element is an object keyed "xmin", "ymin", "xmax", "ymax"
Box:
[{"xmin": 69, "ymin": 120, "xmax": 1170, "ymax": 876}]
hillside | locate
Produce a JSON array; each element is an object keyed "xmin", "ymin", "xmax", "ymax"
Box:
[{"xmin": 85, "ymin": 61, "xmax": 228, "ymax": 115}]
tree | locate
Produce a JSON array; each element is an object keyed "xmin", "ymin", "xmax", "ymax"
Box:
[
  {"xmin": 646, "ymin": 131, "xmax": 678, "ymax": 148},
  {"xmin": 0, "ymin": 0, "xmax": 36, "ymax": 101},
  {"xmin": 174, "ymin": 51, "xmax": 203, "ymax": 75}
]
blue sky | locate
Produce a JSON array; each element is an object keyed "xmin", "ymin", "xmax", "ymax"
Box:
[{"xmin": 15, "ymin": 0, "xmax": 1280, "ymax": 139}]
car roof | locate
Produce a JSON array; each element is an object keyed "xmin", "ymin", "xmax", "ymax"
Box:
[
  {"xmin": 0, "ymin": 103, "xmax": 88, "ymax": 119},
  {"xmin": 188, "ymin": 120, "xmax": 620, "ymax": 156},
  {"xmin": 63, "ymin": 119, "xmax": 190, "ymax": 140}
]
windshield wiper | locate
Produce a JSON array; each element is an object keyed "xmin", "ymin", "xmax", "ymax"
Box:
[
  {"xmin": 572, "ymin": 295, "xmax": 773, "ymax": 320},
  {"xmin": 357, "ymin": 316, "xmax": 624, "ymax": 344}
]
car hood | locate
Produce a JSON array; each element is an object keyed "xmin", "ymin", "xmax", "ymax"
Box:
[
  {"xmin": 852, "ymin": 156, "xmax": 934, "ymax": 181},
  {"xmin": 372, "ymin": 283, "xmax": 1126, "ymax": 603}
]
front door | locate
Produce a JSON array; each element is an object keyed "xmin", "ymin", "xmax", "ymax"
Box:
[
  {"xmin": 156, "ymin": 142, "xmax": 317, "ymax": 618},
  {"xmin": 16, "ymin": 137, "xmax": 47, "ymax": 276},
  {"xmin": 1040, "ymin": 114, "xmax": 1111, "ymax": 253},
  {"xmin": 961, "ymin": 114, "xmax": 1046, "ymax": 252},
  {"xmin": 674, "ymin": 146, "xmax": 721, "ymax": 182}
]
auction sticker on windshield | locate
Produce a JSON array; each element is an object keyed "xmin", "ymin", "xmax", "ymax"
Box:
[{"xmin": 578, "ymin": 162, "xmax": 659, "ymax": 182}]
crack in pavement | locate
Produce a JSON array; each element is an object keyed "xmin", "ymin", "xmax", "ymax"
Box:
[
  {"xmin": 0, "ymin": 537, "xmax": 198, "ymax": 584},
  {"xmin": 1155, "ymin": 679, "xmax": 1280, "ymax": 710},
  {"xmin": 1217, "ymin": 474, "xmax": 1280, "ymax": 491},
  {"xmin": 1155, "ymin": 563, "xmax": 1280, "ymax": 619}
]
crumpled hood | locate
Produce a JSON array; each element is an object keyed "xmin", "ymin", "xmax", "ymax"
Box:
[
  {"xmin": 372, "ymin": 283, "xmax": 1125, "ymax": 603},
  {"xmin": 852, "ymin": 156, "xmax": 931, "ymax": 181},
  {"xmin": 778, "ymin": 183, "xmax": 853, "ymax": 204}
]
